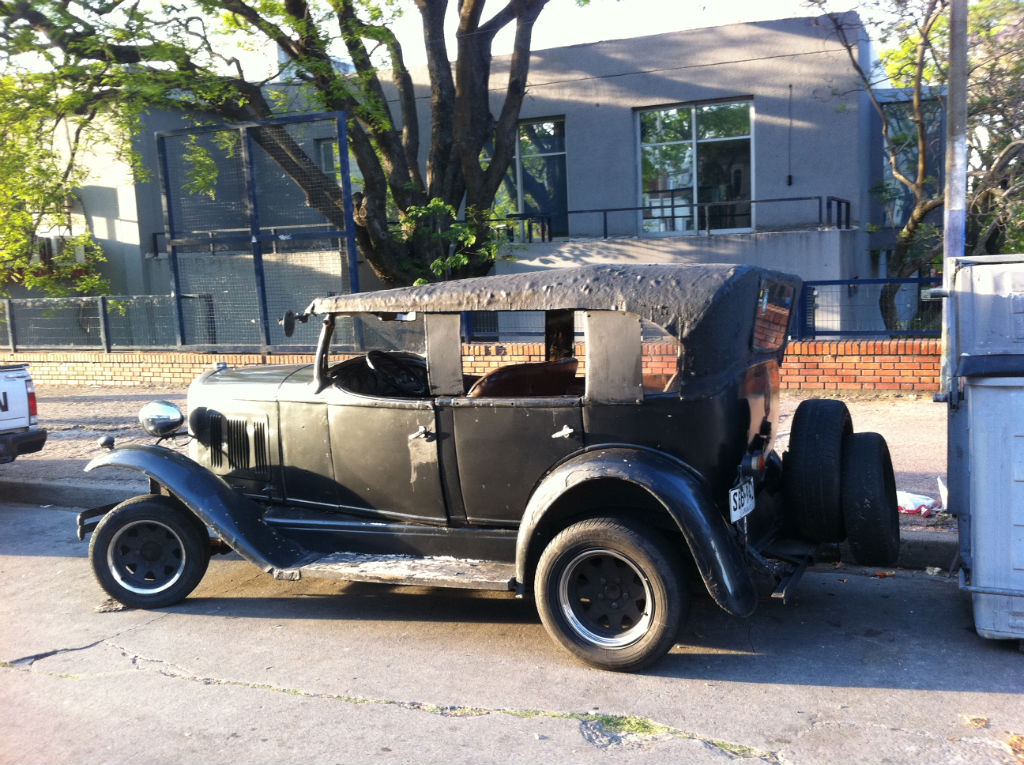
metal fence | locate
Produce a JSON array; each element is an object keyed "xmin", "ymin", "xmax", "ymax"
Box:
[
  {"xmin": 504, "ymin": 195, "xmax": 853, "ymax": 242},
  {"xmin": 793, "ymin": 277, "xmax": 942, "ymax": 339},
  {"xmin": 156, "ymin": 112, "xmax": 359, "ymax": 350},
  {"xmin": 0, "ymin": 295, "xmax": 180, "ymax": 351}
]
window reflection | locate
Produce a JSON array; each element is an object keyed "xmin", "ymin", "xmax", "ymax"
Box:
[
  {"xmin": 490, "ymin": 119, "xmax": 568, "ymax": 239},
  {"xmin": 639, "ymin": 100, "xmax": 752, "ymax": 234}
]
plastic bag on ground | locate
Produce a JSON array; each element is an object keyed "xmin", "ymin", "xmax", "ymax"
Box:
[{"xmin": 897, "ymin": 489, "xmax": 941, "ymax": 517}]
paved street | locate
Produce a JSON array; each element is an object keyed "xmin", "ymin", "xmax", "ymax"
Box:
[
  {"xmin": 0, "ymin": 385, "xmax": 1007, "ymax": 764},
  {"xmin": 2, "ymin": 503, "xmax": 1022, "ymax": 765}
]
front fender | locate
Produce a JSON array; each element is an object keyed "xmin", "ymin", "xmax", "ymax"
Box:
[
  {"xmin": 86, "ymin": 445, "xmax": 316, "ymax": 578},
  {"xmin": 516, "ymin": 447, "xmax": 757, "ymax": 617}
]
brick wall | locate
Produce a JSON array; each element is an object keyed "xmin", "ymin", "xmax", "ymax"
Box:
[
  {"xmin": 1, "ymin": 339, "xmax": 941, "ymax": 392},
  {"xmin": 780, "ymin": 339, "xmax": 941, "ymax": 392}
]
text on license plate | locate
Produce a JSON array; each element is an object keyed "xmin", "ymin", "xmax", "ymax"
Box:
[{"xmin": 729, "ymin": 477, "xmax": 756, "ymax": 523}]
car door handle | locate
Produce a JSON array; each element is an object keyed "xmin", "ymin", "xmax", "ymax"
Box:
[
  {"xmin": 408, "ymin": 425, "xmax": 430, "ymax": 441},
  {"xmin": 551, "ymin": 425, "xmax": 574, "ymax": 439}
]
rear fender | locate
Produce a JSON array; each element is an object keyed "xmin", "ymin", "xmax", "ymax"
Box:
[
  {"xmin": 516, "ymin": 447, "xmax": 757, "ymax": 617},
  {"xmin": 85, "ymin": 444, "xmax": 316, "ymax": 578}
]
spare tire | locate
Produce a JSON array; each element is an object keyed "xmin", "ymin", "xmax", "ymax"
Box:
[
  {"xmin": 841, "ymin": 431, "xmax": 900, "ymax": 566},
  {"xmin": 785, "ymin": 398, "xmax": 852, "ymax": 543}
]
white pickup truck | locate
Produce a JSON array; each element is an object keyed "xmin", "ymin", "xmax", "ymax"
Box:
[{"xmin": 0, "ymin": 364, "xmax": 46, "ymax": 464}]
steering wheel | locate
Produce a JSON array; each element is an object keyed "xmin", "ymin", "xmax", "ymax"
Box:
[{"xmin": 365, "ymin": 350, "xmax": 429, "ymax": 397}]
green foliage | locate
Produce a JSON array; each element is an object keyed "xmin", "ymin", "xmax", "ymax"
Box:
[
  {"xmin": 873, "ymin": 0, "xmax": 1024, "ymax": 254},
  {"xmin": 1, "ymin": 0, "xmax": 566, "ymax": 285},
  {"xmin": 391, "ymin": 198, "xmax": 505, "ymax": 284},
  {"xmin": 0, "ymin": 73, "xmax": 110, "ymax": 297},
  {"xmin": 182, "ymin": 136, "xmax": 220, "ymax": 200}
]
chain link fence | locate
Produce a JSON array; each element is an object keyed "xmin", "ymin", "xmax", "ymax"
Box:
[
  {"xmin": 793, "ymin": 277, "xmax": 942, "ymax": 339},
  {"xmin": 157, "ymin": 112, "xmax": 358, "ymax": 350},
  {"xmin": 0, "ymin": 276, "xmax": 944, "ymax": 351}
]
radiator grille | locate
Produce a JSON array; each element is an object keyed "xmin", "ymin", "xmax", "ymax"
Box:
[
  {"xmin": 225, "ymin": 416, "xmax": 250, "ymax": 470},
  {"xmin": 252, "ymin": 419, "xmax": 269, "ymax": 476},
  {"xmin": 205, "ymin": 410, "xmax": 270, "ymax": 479},
  {"xmin": 208, "ymin": 412, "xmax": 223, "ymax": 469}
]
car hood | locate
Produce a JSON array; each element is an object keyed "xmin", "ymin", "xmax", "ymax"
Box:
[{"xmin": 190, "ymin": 363, "xmax": 311, "ymax": 399}]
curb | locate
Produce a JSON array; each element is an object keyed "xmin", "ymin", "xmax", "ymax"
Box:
[
  {"xmin": 895, "ymin": 528, "xmax": 959, "ymax": 572},
  {"xmin": 0, "ymin": 477, "xmax": 961, "ymax": 573},
  {"xmin": 0, "ymin": 477, "xmax": 145, "ymax": 510}
]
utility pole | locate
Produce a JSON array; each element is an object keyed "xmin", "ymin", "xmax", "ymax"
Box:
[
  {"xmin": 942, "ymin": 0, "xmax": 969, "ymax": 529},
  {"xmin": 941, "ymin": 0, "xmax": 969, "ymax": 399}
]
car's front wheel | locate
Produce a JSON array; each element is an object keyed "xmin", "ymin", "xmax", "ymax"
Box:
[
  {"xmin": 535, "ymin": 517, "xmax": 686, "ymax": 671},
  {"xmin": 89, "ymin": 494, "xmax": 210, "ymax": 609}
]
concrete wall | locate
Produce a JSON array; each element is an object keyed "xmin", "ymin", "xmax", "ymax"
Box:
[
  {"xmin": 71, "ymin": 109, "xmax": 188, "ymax": 296},
  {"xmin": 480, "ymin": 13, "xmax": 872, "ymax": 237}
]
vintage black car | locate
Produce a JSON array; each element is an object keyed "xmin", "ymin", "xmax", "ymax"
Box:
[{"xmin": 79, "ymin": 264, "xmax": 899, "ymax": 670}]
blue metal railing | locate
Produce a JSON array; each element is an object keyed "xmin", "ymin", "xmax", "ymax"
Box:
[{"xmin": 794, "ymin": 277, "xmax": 942, "ymax": 339}]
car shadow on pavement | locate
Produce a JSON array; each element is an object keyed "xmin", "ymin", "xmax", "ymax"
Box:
[
  {"xmin": 644, "ymin": 575, "xmax": 1021, "ymax": 694},
  {"xmin": 173, "ymin": 582, "xmax": 540, "ymax": 626},
  {"xmin": 158, "ymin": 567, "xmax": 1024, "ymax": 696}
]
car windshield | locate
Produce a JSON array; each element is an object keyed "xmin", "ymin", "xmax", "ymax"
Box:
[{"xmin": 330, "ymin": 313, "xmax": 426, "ymax": 356}]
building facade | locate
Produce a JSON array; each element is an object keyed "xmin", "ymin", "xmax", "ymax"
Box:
[{"xmin": 76, "ymin": 13, "xmax": 882, "ymax": 303}]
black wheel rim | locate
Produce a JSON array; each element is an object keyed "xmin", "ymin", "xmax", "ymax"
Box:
[
  {"xmin": 106, "ymin": 520, "xmax": 187, "ymax": 595},
  {"xmin": 557, "ymin": 548, "xmax": 653, "ymax": 648}
]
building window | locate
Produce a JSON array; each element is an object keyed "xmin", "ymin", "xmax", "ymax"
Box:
[
  {"xmin": 639, "ymin": 100, "xmax": 752, "ymax": 234},
  {"xmin": 493, "ymin": 119, "xmax": 568, "ymax": 238}
]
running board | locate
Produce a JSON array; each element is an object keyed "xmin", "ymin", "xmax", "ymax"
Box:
[{"xmin": 287, "ymin": 552, "xmax": 516, "ymax": 591}]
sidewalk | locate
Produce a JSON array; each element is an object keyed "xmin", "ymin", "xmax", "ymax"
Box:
[{"xmin": 0, "ymin": 385, "xmax": 957, "ymax": 571}]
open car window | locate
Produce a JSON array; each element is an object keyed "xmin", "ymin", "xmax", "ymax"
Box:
[
  {"xmin": 641, "ymin": 319, "xmax": 683, "ymax": 396},
  {"xmin": 331, "ymin": 313, "xmax": 427, "ymax": 356},
  {"xmin": 460, "ymin": 310, "xmax": 585, "ymax": 398}
]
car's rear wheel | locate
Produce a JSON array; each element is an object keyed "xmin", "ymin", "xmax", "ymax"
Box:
[
  {"xmin": 535, "ymin": 517, "xmax": 686, "ymax": 671},
  {"xmin": 841, "ymin": 432, "xmax": 901, "ymax": 566},
  {"xmin": 89, "ymin": 494, "xmax": 210, "ymax": 609},
  {"xmin": 785, "ymin": 398, "xmax": 852, "ymax": 542}
]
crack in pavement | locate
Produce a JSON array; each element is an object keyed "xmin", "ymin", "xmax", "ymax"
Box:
[
  {"xmin": 2, "ymin": 606, "xmax": 175, "ymax": 669},
  {"xmin": 6, "ymin": 639, "xmax": 107, "ymax": 667},
  {"xmin": 1, "ymin": 641, "xmax": 777, "ymax": 761}
]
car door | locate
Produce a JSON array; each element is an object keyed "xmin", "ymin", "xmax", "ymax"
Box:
[
  {"xmin": 446, "ymin": 397, "xmax": 584, "ymax": 526},
  {"xmin": 321, "ymin": 385, "xmax": 449, "ymax": 524}
]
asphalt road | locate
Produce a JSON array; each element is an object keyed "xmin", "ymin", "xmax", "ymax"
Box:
[{"xmin": 2, "ymin": 503, "xmax": 1021, "ymax": 765}]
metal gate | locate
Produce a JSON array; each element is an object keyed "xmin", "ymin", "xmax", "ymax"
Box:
[{"xmin": 157, "ymin": 112, "xmax": 359, "ymax": 350}]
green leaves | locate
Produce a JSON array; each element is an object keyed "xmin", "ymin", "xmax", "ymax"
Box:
[
  {"xmin": 874, "ymin": 0, "xmax": 1024, "ymax": 255},
  {"xmin": 390, "ymin": 198, "xmax": 507, "ymax": 282},
  {"xmin": 0, "ymin": 74, "xmax": 110, "ymax": 297},
  {"xmin": 182, "ymin": 135, "xmax": 221, "ymax": 200},
  {"xmin": 2, "ymin": 0, "xmax": 560, "ymax": 286}
]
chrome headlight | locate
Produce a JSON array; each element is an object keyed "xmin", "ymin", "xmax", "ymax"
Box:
[{"xmin": 139, "ymin": 400, "xmax": 185, "ymax": 437}]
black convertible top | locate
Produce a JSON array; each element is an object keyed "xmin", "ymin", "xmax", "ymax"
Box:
[
  {"xmin": 309, "ymin": 263, "xmax": 796, "ymax": 336},
  {"xmin": 307, "ymin": 264, "xmax": 801, "ymax": 390}
]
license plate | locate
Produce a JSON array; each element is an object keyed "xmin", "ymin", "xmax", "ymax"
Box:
[{"xmin": 729, "ymin": 477, "xmax": 756, "ymax": 523}]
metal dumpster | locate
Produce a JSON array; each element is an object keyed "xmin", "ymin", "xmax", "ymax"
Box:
[{"xmin": 947, "ymin": 254, "xmax": 1024, "ymax": 644}]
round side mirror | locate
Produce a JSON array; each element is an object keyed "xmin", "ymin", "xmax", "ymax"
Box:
[
  {"xmin": 281, "ymin": 310, "xmax": 297, "ymax": 338},
  {"xmin": 139, "ymin": 400, "xmax": 185, "ymax": 438}
]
